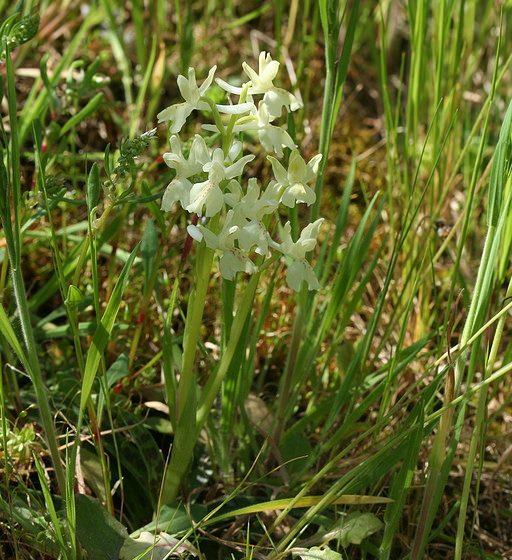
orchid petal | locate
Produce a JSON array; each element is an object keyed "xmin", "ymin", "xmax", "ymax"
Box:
[
  {"xmin": 228, "ymin": 140, "xmax": 243, "ymax": 162},
  {"xmin": 157, "ymin": 102, "xmax": 194, "ymax": 133},
  {"xmin": 186, "ymin": 180, "xmax": 224, "ymax": 217},
  {"xmin": 288, "ymin": 150, "xmax": 309, "ymax": 181},
  {"xmin": 281, "ymin": 183, "xmax": 316, "ymax": 208},
  {"xmin": 267, "ymin": 156, "xmax": 288, "ymax": 185},
  {"xmin": 307, "ymin": 153, "xmax": 322, "ymax": 175},
  {"xmin": 215, "ymin": 77, "xmax": 244, "ymax": 95},
  {"xmin": 161, "ymin": 177, "xmax": 192, "ymax": 211},
  {"xmin": 219, "ymin": 250, "xmax": 256, "ymax": 280},
  {"xmin": 225, "ymin": 154, "xmax": 255, "ymax": 179},
  {"xmin": 286, "ymin": 259, "xmax": 320, "ymax": 291},
  {"xmin": 198, "ymin": 65, "xmax": 217, "ymax": 95},
  {"xmin": 187, "ymin": 224, "xmax": 204, "ymax": 242},
  {"xmin": 177, "ymin": 70, "xmax": 195, "ymax": 103}
]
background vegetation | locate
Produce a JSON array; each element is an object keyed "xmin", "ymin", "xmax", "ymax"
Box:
[{"xmin": 1, "ymin": 0, "xmax": 512, "ymax": 558}]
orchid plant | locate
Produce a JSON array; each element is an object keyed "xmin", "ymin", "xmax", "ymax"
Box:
[{"xmin": 157, "ymin": 52, "xmax": 325, "ymax": 502}]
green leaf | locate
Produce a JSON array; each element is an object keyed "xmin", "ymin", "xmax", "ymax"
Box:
[
  {"xmin": 110, "ymin": 408, "xmax": 164, "ymax": 518},
  {"xmin": 0, "ymin": 494, "xmax": 59, "ymax": 555},
  {"xmin": 205, "ymin": 495, "xmax": 391, "ymax": 526},
  {"xmin": 65, "ymin": 284, "xmax": 84, "ymax": 307},
  {"xmin": 59, "ymin": 92, "xmax": 105, "ymax": 137},
  {"xmin": 293, "ymin": 546, "xmax": 342, "ymax": 560},
  {"xmin": 143, "ymin": 416, "xmax": 174, "ymax": 434},
  {"xmin": 106, "ymin": 353, "xmax": 129, "ymax": 388},
  {"xmin": 280, "ymin": 431, "xmax": 313, "ymax": 476},
  {"xmin": 488, "ymin": 99, "xmax": 512, "ymax": 226},
  {"xmin": 338, "ymin": 511, "xmax": 383, "ymax": 548},
  {"xmin": 75, "ymin": 495, "xmax": 129, "ymax": 560},
  {"xmin": 80, "ymin": 243, "xmax": 139, "ymax": 414},
  {"xmin": 131, "ymin": 504, "xmax": 207, "ymax": 538},
  {"xmin": 119, "ymin": 531, "xmax": 199, "ymax": 559},
  {"xmin": 141, "ymin": 218, "xmax": 157, "ymax": 282},
  {"xmin": 80, "ymin": 448, "xmax": 107, "ymax": 503}
]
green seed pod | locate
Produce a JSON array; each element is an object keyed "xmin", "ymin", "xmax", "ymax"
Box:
[
  {"xmin": 65, "ymin": 285, "xmax": 83, "ymax": 307},
  {"xmin": 87, "ymin": 162, "xmax": 101, "ymax": 213},
  {"xmin": 12, "ymin": 15, "xmax": 39, "ymax": 46}
]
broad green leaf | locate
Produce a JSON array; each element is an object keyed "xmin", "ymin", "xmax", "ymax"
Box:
[
  {"xmin": 140, "ymin": 218, "xmax": 158, "ymax": 293},
  {"xmin": 114, "ymin": 408, "xmax": 164, "ymax": 508},
  {"xmin": 141, "ymin": 218, "xmax": 157, "ymax": 271},
  {"xmin": 280, "ymin": 431, "xmax": 313, "ymax": 476},
  {"xmin": 131, "ymin": 504, "xmax": 207, "ymax": 538},
  {"xmin": 142, "ymin": 416, "xmax": 174, "ymax": 434},
  {"xmin": 106, "ymin": 353, "xmax": 129, "ymax": 388},
  {"xmin": 0, "ymin": 494, "xmax": 59, "ymax": 555},
  {"xmin": 80, "ymin": 448, "xmax": 107, "ymax": 503},
  {"xmin": 75, "ymin": 495, "xmax": 128, "ymax": 560},
  {"xmin": 292, "ymin": 546, "xmax": 342, "ymax": 560},
  {"xmin": 119, "ymin": 531, "xmax": 198, "ymax": 559},
  {"xmin": 338, "ymin": 511, "xmax": 383, "ymax": 548}
]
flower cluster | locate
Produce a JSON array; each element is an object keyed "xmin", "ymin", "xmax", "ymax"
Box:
[{"xmin": 158, "ymin": 52, "xmax": 324, "ymax": 291}]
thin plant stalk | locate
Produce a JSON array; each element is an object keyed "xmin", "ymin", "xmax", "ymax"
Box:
[
  {"xmin": 161, "ymin": 238, "xmax": 216, "ymax": 503},
  {"xmin": 455, "ymin": 272, "xmax": 512, "ymax": 557},
  {"xmin": 412, "ymin": 97, "xmax": 512, "ymax": 560},
  {"xmin": 2, "ymin": 51, "xmax": 66, "ymax": 495}
]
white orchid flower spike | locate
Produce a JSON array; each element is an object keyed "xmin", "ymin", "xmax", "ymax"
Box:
[{"xmin": 158, "ymin": 53, "xmax": 324, "ymax": 289}]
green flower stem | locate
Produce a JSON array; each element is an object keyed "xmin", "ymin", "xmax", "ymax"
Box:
[
  {"xmin": 11, "ymin": 268, "xmax": 67, "ymax": 495},
  {"xmin": 178, "ymin": 241, "xmax": 215, "ymax": 412},
  {"xmin": 4, "ymin": 51, "xmax": 66, "ymax": 495},
  {"xmin": 200, "ymin": 96, "xmax": 225, "ymax": 137},
  {"xmin": 222, "ymin": 83, "xmax": 250, "ymax": 154},
  {"xmin": 162, "ymin": 218, "xmax": 218, "ymax": 503},
  {"xmin": 271, "ymin": 283, "xmax": 307, "ymax": 448},
  {"xmin": 163, "ymin": 250, "xmax": 277, "ymax": 503},
  {"xmin": 162, "ymin": 95, "xmax": 232, "ymax": 503},
  {"xmin": 197, "ymin": 270, "xmax": 261, "ymax": 427}
]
